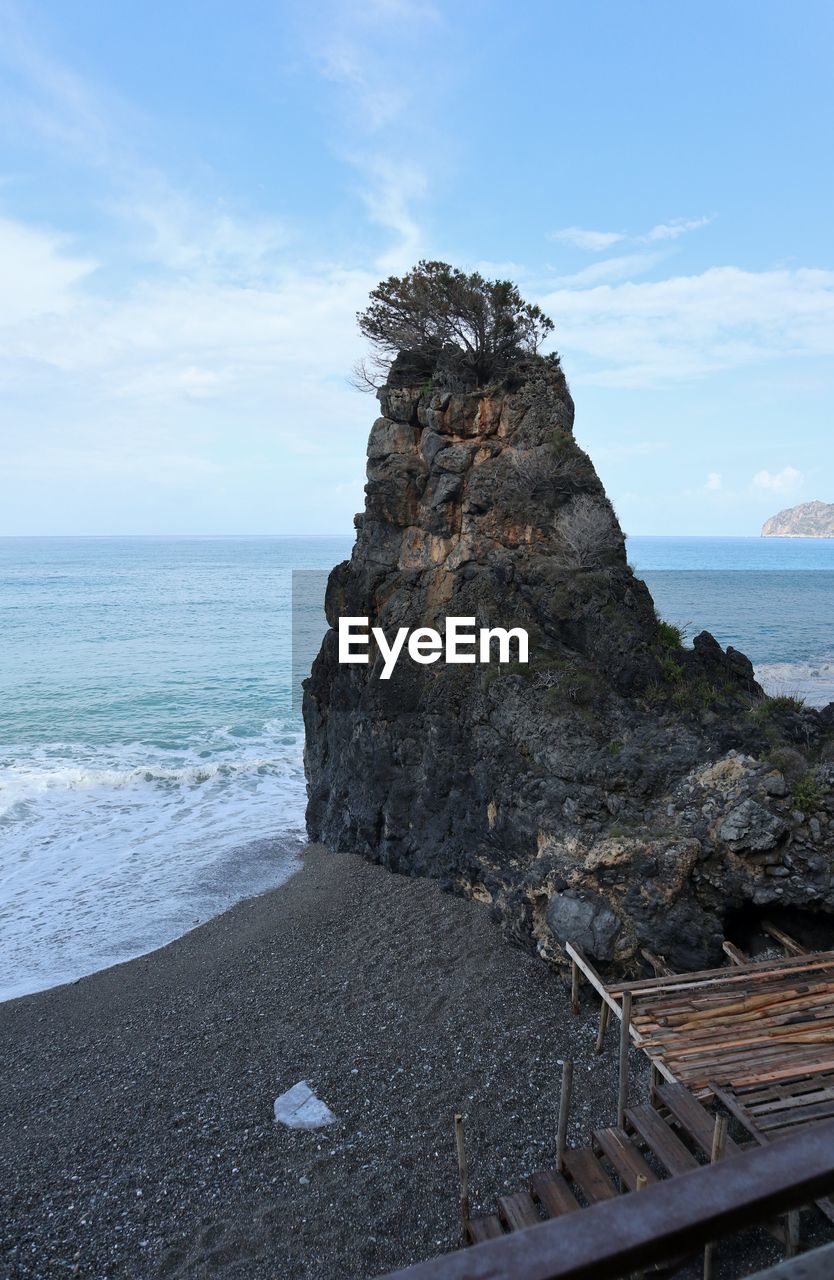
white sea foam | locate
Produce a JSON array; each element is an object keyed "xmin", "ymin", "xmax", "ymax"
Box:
[
  {"xmin": 755, "ymin": 657, "xmax": 834, "ymax": 708},
  {"xmin": 0, "ymin": 725, "xmax": 306, "ymax": 1001}
]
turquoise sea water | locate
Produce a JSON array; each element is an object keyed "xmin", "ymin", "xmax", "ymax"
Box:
[{"xmin": 1, "ymin": 534, "xmax": 833, "ymax": 1000}]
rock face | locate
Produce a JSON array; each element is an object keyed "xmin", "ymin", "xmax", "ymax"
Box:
[
  {"xmin": 762, "ymin": 500, "xmax": 834, "ymax": 538},
  {"xmin": 304, "ymin": 352, "xmax": 834, "ymax": 974}
]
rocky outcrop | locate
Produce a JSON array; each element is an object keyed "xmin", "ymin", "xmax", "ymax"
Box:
[
  {"xmin": 762, "ymin": 500, "xmax": 834, "ymax": 537},
  {"xmin": 303, "ymin": 352, "xmax": 834, "ymax": 974}
]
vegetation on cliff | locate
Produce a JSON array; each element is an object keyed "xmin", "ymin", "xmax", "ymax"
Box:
[{"xmin": 356, "ymin": 260, "xmax": 555, "ymax": 385}]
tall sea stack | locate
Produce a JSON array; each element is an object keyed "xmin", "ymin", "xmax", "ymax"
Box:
[{"xmin": 304, "ymin": 352, "xmax": 834, "ymax": 972}]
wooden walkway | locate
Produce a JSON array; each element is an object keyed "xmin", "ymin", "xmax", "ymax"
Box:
[
  {"xmin": 568, "ymin": 942, "xmax": 834, "ymax": 1095},
  {"xmin": 464, "ymin": 1080, "xmax": 794, "ymax": 1257},
  {"xmin": 712, "ymin": 1070, "xmax": 834, "ymax": 1144},
  {"xmin": 463, "ymin": 930, "xmax": 834, "ymax": 1257}
]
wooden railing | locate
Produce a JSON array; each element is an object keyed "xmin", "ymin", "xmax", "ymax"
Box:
[{"xmin": 376, "ymin": 1117, "xmax": 834, "ymax": 1280}]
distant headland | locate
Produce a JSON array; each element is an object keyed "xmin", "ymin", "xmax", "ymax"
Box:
[{"xmin": 762, "ymin": 500, "xmax": 834, "ymax": 537}]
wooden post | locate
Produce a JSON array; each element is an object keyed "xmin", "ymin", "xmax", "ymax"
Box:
[
  {"xmin": 631, "ymin": 1175, "xmax": 648, "ymax": 1280},
  {"xmin": 618, "ymin": 992, "xmax": 632, "ymax": 1130},
  {"xmin": 570, "ymin": 957, "xmax": 580, "ymax": 1015},
  {"xmin": 785, "ymin": 1209, "xmax": 800, "ymax": 1258},
  {"xmin": 454, "ymin": 1113, "xmax": 469, "ymax": 1242},
  {"xmin": 557, "ymin": 1058, "xmax": 573, "ymax": 1170},
  {"xmin": 595, "ymin": 999, "xmax": 610, "ymax": 1054},
  {"xmin": 703, "ymin": 1113, "xmax": 728, "ymax": 1279},
  {"xmin": 650, "ymin": 1061, "xmax": 660, "ymax": 1100}
]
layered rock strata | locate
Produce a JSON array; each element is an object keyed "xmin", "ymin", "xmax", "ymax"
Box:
[{"xmin": 304, "ymin": 353, "xmax": 834, "ymax": 972}]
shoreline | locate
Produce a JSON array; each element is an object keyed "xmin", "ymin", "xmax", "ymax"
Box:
[
  {"xmin": 2, "ymin": 845, "xmax": 782, "ymax": 1279},
  {"xmin": 0, "ymin": 837, "xmax": 305, "ymax": 1007}
]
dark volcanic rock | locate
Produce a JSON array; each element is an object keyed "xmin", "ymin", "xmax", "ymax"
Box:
[{"xmin": 304, "ymin": 352, "xmax": 834, "ymax": 974}]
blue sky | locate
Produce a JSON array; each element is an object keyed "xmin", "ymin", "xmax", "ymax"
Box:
[{"xmin": 1, "ymin": 0, "xmax": 832, "ymax": 536}]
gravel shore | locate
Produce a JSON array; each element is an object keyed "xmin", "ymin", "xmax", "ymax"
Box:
[{"xmin": 2, "ymin": 845, "xmax": 785, "ymax": 1279}]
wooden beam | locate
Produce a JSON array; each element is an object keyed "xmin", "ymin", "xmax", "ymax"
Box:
[
  {"xmin": 609, "ymin": 951, "xmax": 834, "ymax": 998},
  {"xmin": 557, "ymin": 1059, "xmax": 573, "ymax": 1170},
  {"xmin": 454, "ymin": 1113, "xmax": 470, "ymax": 1240},
  {"xmin": 378, "ymin": 1118, "xmax": 834, "ymax": 1280},
  {"xmin": 565, "ymin": 943, "xmax": 676, "ymax": 1084},
  {"xmin": 595, "ymin": 1001, "xmax": 610, "ymax": 1055},
  {"xmin": 722, "ymin": 940, "xmax": 747, "ymax": 966},
  {"xmin": 641, "ymin": 948, "xmax": 674, "ymax": 978},
  {"xmin": 703, "ymin": 1114, "xmax": 728, "ymax": 1280},
  {"xmin": 762, "ymin": 921, "xmax": 807, "ymax": 957},
  {"xmin": 618, "ymin": 992, "xmax": 632, "ymax": 1129},
  {"xmin": 709, "ymin": 1080, "xmax": 769, "ymax": 1145},
  {"xmin": 571, "ymin": 958, "xmax": 580, "ymax": 1015}
]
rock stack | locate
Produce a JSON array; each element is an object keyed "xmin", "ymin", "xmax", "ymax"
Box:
[{"xmin": 304, "ymin": 352, "xmax": 834, "ymax": 972}]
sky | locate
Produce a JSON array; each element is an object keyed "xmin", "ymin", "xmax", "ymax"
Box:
[{"xmin": 0, "ymin": 0, "xmax": 832, "ymax": 536}]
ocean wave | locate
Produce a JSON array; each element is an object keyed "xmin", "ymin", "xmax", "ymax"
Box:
[
  {"xmin": 0, "ymin": 720, "xmax": 309, "ymax": 999},
  {"xmin": 0, "ymin": 754, "xmax": 296, "ymax": 805},
  {"xmin": 754, "ymin": 657, "xmax": 834, "ymax": 708}
]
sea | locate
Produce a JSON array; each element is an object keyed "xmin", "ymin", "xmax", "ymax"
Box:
[{"xmin": 1, "ymin": 534, "xmax": 833, "ymax": 1001}]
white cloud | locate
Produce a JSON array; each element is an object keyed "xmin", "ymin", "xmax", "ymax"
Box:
[
  {"xmin": 309, "ymin": 0, "xmax": 444, "ymax": 271},
  {"xmin": 553, "ymin": 252, "xmax": 665, "ymax": 287},
  {"xmin": 705, "ymin": 471, "xmax": 722, "ymax": 491},
  {"xmin": 0, "ymin": 217, "xmax": 96, "ymax": 323},
  {"xmin": 752, "ymin": 467, "xmax": 803, "ymax": 493},
  {"xmin": 643, "ymin": 216, "xmax": 712, "ymax": 242},
  {"xmin": 548, "ymin": 226, "xmax": 625, "ymax": 252},
  {"xmin": 549, "ymin": 217, "xmax": 711, "ymax": 254},
  {"xmin": 354, "ymin": 155, "xmax": 427, "ymax": 272},
  {"xmin": 539, "ymin": 266, "xmax": 834, "ymax": 387},
  {"xmin": 124, "ymin": 188, "xmax": 291, "ymax": 280}
]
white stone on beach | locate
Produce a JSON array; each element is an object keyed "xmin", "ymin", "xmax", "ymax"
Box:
[{"xmin": 273, "ymin": 1081, "xmax": 337, "ymax": 1129}]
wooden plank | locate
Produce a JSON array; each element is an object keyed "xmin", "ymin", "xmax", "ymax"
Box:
[
  {"xmin": 609, "ymin": 951, "xmax": 834, "ymax": 998},
  {"xmin": 637, "ymin": 970, "xmax": 834, "ymax": 1003},
  {"xmin": 709, "ymin": 1081, "xmax": 769, "ymax": 1145},
  {"xmin": 762, "ymin": 921, "xmax": 807, "ymax": 956},
  {"xmin": 751, "ymin": 1085, "xmax": 834, "ymax": 1115},
  {"xmin": 592, "ymin": 1127, "xmax": 658, "ymax": 1192},
  {"xmin": 498, "ymin": 1191, "xmax": 541, "ymax": 1232},
  {"xmin": 467, "ymin": 1216, "xmax": 504, "ymax": 1244},
  {"xmin": 626, "ymin": 1105, "xmax": 699, "ymax": 1177},
  {"xmin": 640, "ymin": 948, "xmax": 675, "ymax": 977},
  {"xmin": 737, "ymin": 1073, "xmax": 834, "ymax": 1105},
  {"xmin": 758, "ymin": 1097, "xmax": 834, "ymax": 1132},
  {"xmin": 665, "ymin": 1039, "xmax": 834, "ymax": 1070},
  {"xmin": 645, "ymin": 984, "xmax": 834, "ymax": 1033},
  {"xmin": 727, "ymin": 1056, "xmax": 834, "ymax": 1088},
  {"xmin": 529, "ymin": 1170, "xmax": 581, "ymax": 1218},
  {"xmin": 617, "ymin": 991, "xmax": 632, "ymax": 1129},
  {"xmin": 377, "ymin": 1117, "xmax": 834, "ymax": 1280},
  {"xmin": 655, "ymin": 1083, "xmax": 741, "ymax": 1159},
  {"xmin": 723, "ymin": 940, "xmax": 747, "ymax": 966},
  {"xmin": 561, "ymin": 1147, "xmax": 618, "ymax": 1205},
  {"xmin": 656, "ymin": 986, "xmax": 834, "ymax": 1031},
  {"xmin": 644, "ymin": 1019, "xmax": 834, "ymax": 1057}
]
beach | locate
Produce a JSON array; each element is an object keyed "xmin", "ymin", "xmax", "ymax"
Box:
[
  {"xmin": 1, "ymin": 843, "xmax": 656, "ymax": 1280},
  {"xmin": 2, "ymin": 845, "xmax": 799, "ymax": 1280}
]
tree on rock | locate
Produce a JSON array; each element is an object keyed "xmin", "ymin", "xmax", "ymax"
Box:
[{"xmin": 356, "ymin": 260, "xmax": 555, "ymax": 384}]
